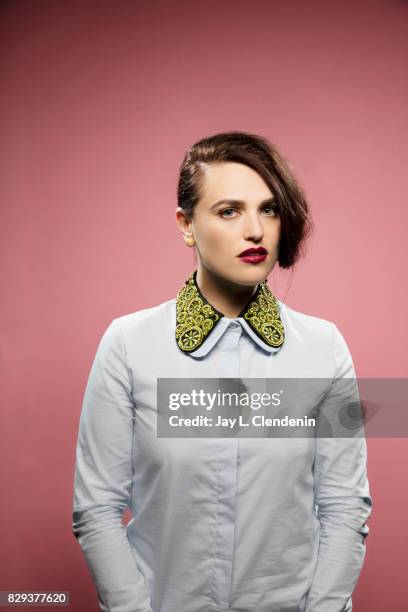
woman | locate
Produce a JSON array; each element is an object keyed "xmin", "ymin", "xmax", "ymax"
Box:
[{"xmin": 72, "ymin": 131, "xmax": 372, "ymax": 612}]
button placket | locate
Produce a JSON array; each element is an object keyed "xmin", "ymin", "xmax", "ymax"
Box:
[{"xmin": 211, "ymin": 326, "xmax": 241, "ymax": 607}]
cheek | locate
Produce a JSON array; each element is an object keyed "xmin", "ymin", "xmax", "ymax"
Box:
[
  {"xmin": 197, "ymin": 224, "xmax": 230, "ymax": 254},
  {"xmin": 271, "ymin": 221, "xmax": 281, "ymax": 243},
  {"xmin": 262, "ymin": 224, "xmax": 280, "ymax": 256}
]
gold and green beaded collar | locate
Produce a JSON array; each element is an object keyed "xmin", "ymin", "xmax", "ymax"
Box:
[{"xmin": 175, "ymin": 270, "xmax": 285, "ymax": 353}]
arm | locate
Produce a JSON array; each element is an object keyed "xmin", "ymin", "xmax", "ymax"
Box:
[
  {"xmin": 304, "ymin": 324, "xmax": 373, "ymax": 612},
  {"xmin": 72, "ymin": 319, "xmax": 154, "ymax": 612}
]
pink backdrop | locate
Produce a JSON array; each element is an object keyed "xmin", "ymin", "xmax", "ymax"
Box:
[{"xmin": 1, "ymin": 0, "xmax": 407, "ymax": 610}]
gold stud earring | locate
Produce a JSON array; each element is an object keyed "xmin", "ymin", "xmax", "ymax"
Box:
[{"xmin": 184, "ymin": 233, "xmax": 196, "ymax": 247}]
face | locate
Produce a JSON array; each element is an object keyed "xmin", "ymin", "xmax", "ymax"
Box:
[{"xmin": 176, "ymin": 162, "xmax": 281, "ymax": 287}]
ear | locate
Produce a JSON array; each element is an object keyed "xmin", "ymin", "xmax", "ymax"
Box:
[{"xmin": 175, "ymin": 207, "xmax": 192, "ymax": 234}]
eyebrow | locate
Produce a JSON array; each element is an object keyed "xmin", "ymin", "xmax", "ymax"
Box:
[{"xmin": 210, "ymin": 197, "xmax": 276, "ymax": 211}]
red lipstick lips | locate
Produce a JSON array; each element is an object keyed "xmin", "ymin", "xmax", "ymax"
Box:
[{"xmin": 238, "ymin": 247, "xmax": 268, "ymax": 264}]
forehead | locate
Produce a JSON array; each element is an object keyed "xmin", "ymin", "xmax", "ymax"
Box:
[{"xmin": 200, "ymin": 162, "xmax": 273, "ymax": 203}]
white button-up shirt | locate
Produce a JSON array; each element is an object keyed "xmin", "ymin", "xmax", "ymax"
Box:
[{"xmin": 72, "ymin": 291, "xmax": 372, "ymax": 612}]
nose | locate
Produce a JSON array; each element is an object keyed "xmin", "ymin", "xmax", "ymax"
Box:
[{"xmin": 243, "ymin": 211, "xmax": 264, "ymax": 241}]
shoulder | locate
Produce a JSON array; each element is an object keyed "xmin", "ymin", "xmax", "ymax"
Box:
[
  {"xmin": 277, "ymin": 300, "xmax": 355, "ymax": 376},
  {"xmin": 112, "ymin": 298, "xmax": 176, "ymax": 333},
  {"xmin": 99, "ymin": 298, "xmax": 176, "ymax": 349},
  {"xmin": 277, "ymin": 299, "xmax": 337, "ymax": 340},
  {"xmin": 94, "ymin": 298, "xmax": 176, "ymax": 360}
]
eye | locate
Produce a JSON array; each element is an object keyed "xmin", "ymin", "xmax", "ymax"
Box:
[
  {"xmin": 263, "ymin": 204, "xmax": 278, "ymax": 216},
  {"xmin": 219, "ymin": 208, "xmax": 237, "ymax": 218},
  {"xmin": 219, "ymin": 205, "xmax": 278, "ymax": 219}
]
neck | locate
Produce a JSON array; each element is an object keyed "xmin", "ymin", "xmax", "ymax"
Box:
[{"xmin": 195, "ymin": 266, "xmax": 259, "ymax": 318}]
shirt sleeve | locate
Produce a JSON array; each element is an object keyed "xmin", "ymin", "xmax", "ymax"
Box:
[
  {"xmin": 72, "ymin": 319, "xmax": 154, "ymax": 612},
  {"xmin": 304, "ymin": 323, "xmax": 373, "ymax": 612}
]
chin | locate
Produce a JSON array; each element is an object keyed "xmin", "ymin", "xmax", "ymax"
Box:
[
  {"xmin": 206, "ymin": 261, "xmax": 271, "ymax": 287},
  {"xmin": 228, "ymin": 267, "xmax": 269, "ymax": 287}
]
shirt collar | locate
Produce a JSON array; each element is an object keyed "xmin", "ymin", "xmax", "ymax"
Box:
[{"xmin": 175, "ymin": 270, "xmax": 285, "ymax": 357}]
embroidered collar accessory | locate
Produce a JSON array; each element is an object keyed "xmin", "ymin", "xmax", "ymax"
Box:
[{"xmin": 175, "ymin": 270, "xmax": 285, "ymax": 353}]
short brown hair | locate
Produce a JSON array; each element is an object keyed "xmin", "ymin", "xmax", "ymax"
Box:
[{"xmin": 177, "ymin": 131, "xmax": 313, "ymax": 269}]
